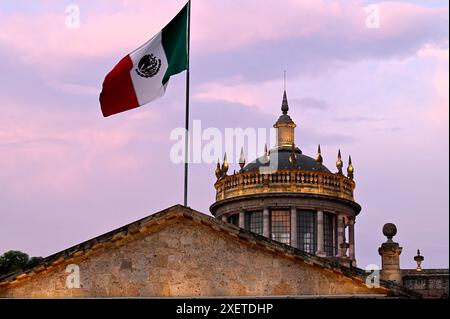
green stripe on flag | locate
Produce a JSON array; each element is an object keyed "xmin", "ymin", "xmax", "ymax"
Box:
[{"xmin": 161, "ymin": 3, "xmax": 188, "ymax": 85}]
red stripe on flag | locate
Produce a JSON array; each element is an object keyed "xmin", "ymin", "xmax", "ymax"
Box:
[{"xmin": 99, "ymin": 55, "xmax": 139, "ymax": 117}]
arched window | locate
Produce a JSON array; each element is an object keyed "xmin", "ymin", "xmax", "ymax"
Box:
[{"xmin": 297, "ymin": 210, "xmax": 316, "ymax": 254}]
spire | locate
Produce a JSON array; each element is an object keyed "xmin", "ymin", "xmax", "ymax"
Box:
[
  {"xmin": 215, "ymin": 159, "xmax": 222, "ymax": 179},
  {"xmin": 281, "ymin": 70, "xmax": 288, "ymax": 115},
  {"xmin": 336, "ymin": 149, "xmax": 343, "ymax": 174},
  {"xmin": 274, "ymin": 85, "xmax": 296, "ymax": 149},
  {"xmin": 316, "ymin": 144, "xmax": 323, "ymax": 164},
  {"xmin": 281, "ymin": 90, "xmax": 289, "ymax": 115},
  {"xmin": 221, "ymin": 153, "xmax": 229, "ymax": 175},
  {"xmin": 347, "ymin": 155, "xmax": 354, "ymax": 180},
  {"xmin": 239, "ymin": 147, "xmax": 246, "ymax": 170}
]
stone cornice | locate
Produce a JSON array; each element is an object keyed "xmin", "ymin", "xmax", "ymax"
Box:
[{"xmin": 210, "ymin": 192, "xmax": 361, "ymax": 216}]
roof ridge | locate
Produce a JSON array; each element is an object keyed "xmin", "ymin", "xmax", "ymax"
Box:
[
  {"xmin": 0, "ymin": 204, "xmax": 189, "ymax": 282},
  {"xmin": 0, "ymin": 204, "xmax": 419, "ymax": 297}
]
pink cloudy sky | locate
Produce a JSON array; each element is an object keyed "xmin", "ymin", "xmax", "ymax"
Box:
[{"xmin": 0, "ymin": 0, "xmax": 448, "ymax": 269}]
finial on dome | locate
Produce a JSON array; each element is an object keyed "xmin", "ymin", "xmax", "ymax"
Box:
[
  {"xmin": 239, "ymin": 147, "xmax": 246, "ymax": 169},
  {"xmin": 215, "ymin": 159, "xmax": 222, "ymax": 179},
  {"xmin": 261, "ymin": 144, "xmax": 270, "ymax": 163},
  {"xmin": 316, "ymin": 144, "xmax": 323, "ymax": 164},
  {"xmin": 347, "ymin": 155, "xmax": 354, "ymax": 180},
  {"xmin": 274, "ymin": 87, "xmax": 296, "ymax": 149},
  {"xmin": 281, "ymin": 90, "xmax": 289, "ymax": 115},
  {"xmin": 221, "ymin": 153, "xmax": 229, "ymax": 175},
  {"xmin": 336, "ymin": 149, "xmax": 343, "ymax": 174}
]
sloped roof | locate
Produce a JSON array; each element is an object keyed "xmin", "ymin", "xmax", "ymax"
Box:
[{"xmin": 0, "ymin": 204, "xmax": 418, "ymax": 297}]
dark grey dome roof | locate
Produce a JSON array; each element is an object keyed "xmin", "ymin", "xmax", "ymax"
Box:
[{"xmin": 242, "ymin": 148, "xmax": 330, "ymax": 173}]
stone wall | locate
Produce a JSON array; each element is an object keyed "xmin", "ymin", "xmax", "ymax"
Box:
[
  {"xmin": 0, "ymin": 217, "xmax": 387, "ymax": 298},
  {"xmin": 402, "ymin": 269, "xmax": 449, "ymax": 298}
]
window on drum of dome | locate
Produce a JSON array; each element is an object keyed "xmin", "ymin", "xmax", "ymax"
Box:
[
  {"xmin": 297, "ymin": 210, "xmax": 316, "ymax": 254},
  {"xmin": 227, "ymin": 214, "xmax": 239, "ymax": 227},
  {"xmin": 323, "ymin": 212, "xmax": 335, "ymax": 256},
  {"xmin": 245, "ymin": 211, "xmax": 263, "ymax": 235},
  {"xmin": 270, "ymin": 209, "xmax": 290, "ymax": 245}
]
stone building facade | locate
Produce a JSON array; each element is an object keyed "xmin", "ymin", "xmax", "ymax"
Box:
[{"xmin": 0, "ymin": 206, "xmax": 413, "ymax": 298}]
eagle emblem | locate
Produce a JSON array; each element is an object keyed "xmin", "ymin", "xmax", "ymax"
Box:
[{"xmin": 135, "ymin": 54, "xmax": 161, "ymax": 78}]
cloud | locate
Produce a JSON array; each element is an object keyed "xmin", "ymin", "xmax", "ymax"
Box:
[
  {"xmin": 0, "ymin": 137, "xmax": 74, "ymax": 148},
  {"xmin": 291, "ymin": 98, "xmax": 328, "ymax": 111},
  {"xmin": 45, "ymin": 81, "xmax": 98, "ymax": 96},
  {"xmin": 0, "ymin": 0, "xmax": 447, "ymax": 83},
  {"xmin": 428, "ymin": 68, "xmax": 449, "ymax": 126},
  {"xmin": 194, "ymin": 83, "xmax": 263, "ymax": 108},
  {"xmin": 192, "ymin": 1, "xmax": 449, "ymax": 82},
  {"xmin": 0, "ymin": 97, "xmax": 174, "ymax": 197},
  {"xmin": 333, "ymin": 116, "xmax": 389, "ymax": 122},
  {"xmin": 417, "ymin": 46, "xmax": 450, "ymax": 127},
  {"xmin": 0, "ymin": 2, "xmax": 185, "ymax": 72}
]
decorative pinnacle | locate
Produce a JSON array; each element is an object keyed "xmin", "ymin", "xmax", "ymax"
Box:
[
  {"xmin": 221, "ymin": 153, "xmax": 229, "ymax": 175},
  {"xmin": 261, "ymin": 144, "xmax": 270, "ymax": 163},
  {"xmin": 336, "ymin": 149, "xmax": 343, "ymax": 174},
  {"xmin": 316, "ymin": 144, "xmax": 323, "ymax": 164},
  {"xmin": 382, "ymin": 223, "xmax": 397, "ymax": 242},
  {"xmin": 239, "ymin": 147, "xmax": 246, "ymax": 169},
  {"xmin": 347, "ymin": 155, "xmax": 354, "ymax": 179},
  {"xmin": 215, "ymin": 159, "xmax": 222, "ymax": 179},
  {"xmin": 414, "ymin": 249, "xmax": 424, "ymax": 272},
  {"xmin": 289, "ymin": 144, "xmax": 297, "ymax": 166},
  {"xmin": 281, "ymin": 90, "xmax": 289, "ymax": 115}
]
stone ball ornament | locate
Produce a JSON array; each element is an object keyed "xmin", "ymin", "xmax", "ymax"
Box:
[{"xmin": 383, "ymin": 223, "xmax": 397, "ymax": 240}]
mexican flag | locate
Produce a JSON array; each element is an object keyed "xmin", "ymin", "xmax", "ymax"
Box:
[{"xmin": 100, "ymin": 3, "xmax": 188, "ymax": 117}]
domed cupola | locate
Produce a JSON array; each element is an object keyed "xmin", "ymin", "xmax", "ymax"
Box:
[
  {"xmin": 273, "ymin": 90, "xmax": 296, "ymax": 148},
  {"xmin": 242, "ymin": 91, "xmax": 332, "ymax": 176},
  {"xmin": 210, "ymin": 89, "xmax": 361, "ymax": 265}
]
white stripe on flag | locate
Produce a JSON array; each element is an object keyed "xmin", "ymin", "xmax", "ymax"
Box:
[{"xmin": 129, "ymin": 32, "xmax": 169, "ymax": 105}]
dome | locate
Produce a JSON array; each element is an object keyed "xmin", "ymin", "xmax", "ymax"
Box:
[
  {"xmin": 242, "ymin": 147, "xmax": 331, "ymax": 173},
  {"xmin": 210, "ymin": 89, "xmax": 360, "ymax": 263}
]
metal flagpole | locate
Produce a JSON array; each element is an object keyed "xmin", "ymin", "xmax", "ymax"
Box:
[{"xmin": 183, "ymin": 0, "xmax": 191, "ymax": 207}]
